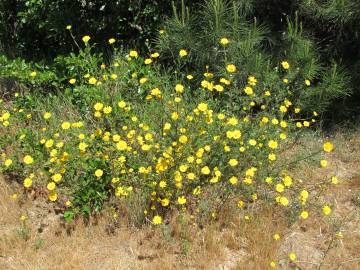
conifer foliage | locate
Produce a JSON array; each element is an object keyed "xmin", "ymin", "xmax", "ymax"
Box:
[{"xmin": 157, "ymin": 0, "xmax": 355, "ymax": 115}]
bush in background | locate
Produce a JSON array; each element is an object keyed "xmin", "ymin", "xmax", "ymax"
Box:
[
  {"xmin": 0, "ymin": 0, "xmax": 203, "ymax": 59},
  {"xmin": 157, "ymin": 0, "xmax": 351, "ymax": 115},
  {"xmin": 0, "ymin": 0, "xmax": 359, "ymax": 125}
]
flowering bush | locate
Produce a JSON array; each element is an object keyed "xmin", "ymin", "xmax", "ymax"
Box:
[{"xmin": 0, "ymin": 36, "xmax": 338, "ymax": 226}]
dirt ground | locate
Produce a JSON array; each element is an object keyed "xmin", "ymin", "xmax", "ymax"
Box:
[{"xmin": 1, "ymin": 132, "xmax": 359, "ymax": 270}]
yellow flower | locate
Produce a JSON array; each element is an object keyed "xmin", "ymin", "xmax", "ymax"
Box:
[
  {"xmin": 288, "ymin": 252, "xmax": 296, "ymax": 261},
  {"xmin": 322, "ymin": 205, "xmax": 331, "ymax": 215},
  {"xmin": 175, "ymin": 84, "xmax": 184, "ymax": 93},
  {"xmin": 244, "ymin": 86, "xmax": 254, "ymax": 95},
  {"xmin": 268, "ymin": 140, "xmax": 278, "ymax": 149},
  {"xmin": 66, "ymin": 25, "xmax": 72, "ymax": 30},
  {"xmin": 187, "ymin": 173, "xmax": 195, "ymax": 180},
  {"xmin": 65, "ymin": 200, "xmax": 72, "ymax": 207},
  {"xmin": 305, "ymin": 79, "xmax": 311, "ymax": 86},
  {"xmin": 280, "ymin": 133, "xmax": 287, "ymax": 140},
  {"xmin": 116, "ymin": 140, "xmax": 128, "ymax": 151},
  {"xmin": 228, "ymin": 159, "xmax": 238, "ymax": 167},
  {"xmin": 265, "ymin": 177, "xmax": 273, "ymax": 184},
  {"xmin": 248, "ymin": 76, "xmax": 257, "ymax": 86},
  {"xmin": 179, "ymin": 135, "xmax": 188, "ymax": 144},
  {"xmin": 220, "ymin": 37, "xmax": 229, "ymax": 45},
  {"xmin": 263, "ymin": 90, "xmax": 271, "ymax": 97},
  {"xmin": 69, "ymin": 78, "xmax": 76, "ymax": 84},
  {"xmin": 273, "ymin": 233, "xmax": 280, "ymax": 241},
  {"xmin": 336, "ymin": 231, "xmax": 343, "ymax": 238},
  {"xmin": 47, "ymin": 182, "xmax": 56, "ymax": 191},
  {"xmin": 201, "ymin": 80, "xmax": 209, "ymax": 88},
  {"xmin": 229, "ymin": 176, "xmax": 238, "ymax": 185},
  {"xmin": 243, "ymin": 177, "xmax": 252, "ymax": 185},
  {"xmin": 201, "ymin": 166, "xmax": 210, "ymax": 175},
  {"xmin": 144, "ymin": 58, "xmax": 153, "ymax": 65},
  {"xmin": 279, "ymin": 105, "xmax": 287, "ymax": 113},
  {"xmin": 79, "ymin": 142, "xmax": 88, "ymax": 152},
  {"xmin": 214, "ymin": 84, "xmax": 224, "ymax": 92},
  {"xmin": 94, "ymin": 169, "xmax": 104, "ymax": 178},
  {"xmin": 48, "ymin": 192, "xmax": 58, "ymax": 202},
  {"xmin": 268, "ymin": 153, "xmax": 276, "ymax": 161},
  {"xmin": 226, "ymin": 64, "xmax": 236, "ymax": 73},
  {"xmin": 275, "ymin": 183, "xmax": 284, "ymax": 193},
  {"xmin": 103, "ymin": 106, "xmax": 112, "ymax": 114},
  {"xmin": 186, "ymin": 74, "xmax": 193, "ymax": 80},
  {"xmin": 249, "ymin": 139, "xmax": 257, "ymax": 146},
  {"xmin": 323, "ymin": 142, "xmax": 334, "ymax": 152},
  {"xmin": 283, "ymin": 175, "xmax": 292, "ymax": 187},
  {"xmin": 171, "ymin": 112, "xmax": 179, "ymax": 120},
  {"xmin": 300, "ymin": 190, "xmax": 309, "ymax": 199},
  {"xmin": 4, "ymin": 159, "xmax": 12, "ymax": 167},
  {"xmin": 159, "ymin": 180, "xmax": 167, "ymax": 188},
  {"xmin": 197, "ymin": 102, "xmax": 208, "ymax": 112},
  {"xmin": 61, "ymin": 122, "xmax": 71, "ymax": 130},
  {"xmin": 177, "ymin": 196, "xmax": 187, "ymax": 205},
  {"xmin": 179, "ymin": 49, "xmax": 188, "ymax": 57},
  {"xmin": 281, "ymin": 61, "xmax": 290, "ymax": 69},
  {"xmin": 139, "ymin": 77, "xmax": 148, "ymax": 84},
  {"xmin": 52, "ymin": 174, "xmax": 62, "ymax": 182},
  {"xmin": 108, "ymin": 38, "xmax": 116, "ymax": 44},
  {"xmin": 151, "ymin": 88, "xmax": 161, "ymax": 96},
  {"xmin": 141, "ymin": 144, "xmax": 151, "ymax": 151},
  {"xmin": 94, "ymin": 102, "xmax": 104, "ymax": 111},
  {"xmin": 270, "ymin": 261, "xmax": 276, "ymax": 268},
  {"xmin": 331, "ymin": 176, "xmax": 338, "ymax": 185},
  {"xmin": 129, "ymin": 50, "xmax": 138, "ymax": 58},
  {"xmin": 82, "ymin": 35, "xmax": 91, "ymax": 43},
  {"xmin": 220, "ymin": 78, "xmax": 230, "ymax": 85},
  {"xmin": 226, "ymin": 130, "xmax": 241, "ymax": 139},
  {"xmin": 320, "ymin": 159, "xmax": 328, "ymax": 167},
  {"xmin": 23, "ymin": 177, "xmax": 32, "ymax": 188},
  {"xmin": 43, "ymin": 112, "xmax": 52, "ymax": 119},
  {"xmin": 279, "ymin": 196, "xmax": 289, "ymax": 206},
  {"xmin": 237, "ymin": 200, "xmax": 245, "ymax": 208},
  {"xmin": 152, "ymin": 215, "xmax": 162, "ymax": 225},
  {"xmin": 23, "ymin": 155, "xmax": 34, "ymax": 165},
  {"xmin": 88, "ymin": 77, "xmax": 97, "ymax": 85},
  {"xmin": 30, "ymin": 71, "xmax": 37, "ymax": 77},
  {"xmin": 45, "ymin": 139, "xmax": 54, "ymax": 148},
  {"xmin": 118, "ymin": 100, "xmax": 126, "ymax": 108},
  {"xmin": 19, "ymin": 214, "xmax": 27, "ymax": 221},
  {"xmin": 151, "ymin": 52, "xmax": 160, "ymax": 58},
  {"xmin": 300, "ymin": 211, "xmax": 309, "ymax": 219},
  {"xmin": 161, "ymin": 198, "xmax": 170, "ymax": 206}
]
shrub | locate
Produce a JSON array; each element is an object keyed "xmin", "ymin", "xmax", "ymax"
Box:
[
  {"xmin": 0, "ymin": 0, "xmax": 202, "ymax": 59},
  {"xmin": 0, "ymin": 42, "xmax": 339, "ymax": 226},
  {"xmin": 156, "ymin": 0, "xmax": 352, "ymax": 115}
]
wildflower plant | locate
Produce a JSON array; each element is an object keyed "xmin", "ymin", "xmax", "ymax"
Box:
[{"xmin": 0, "ymin": 34, "xmax": 339, "ymax": 227}]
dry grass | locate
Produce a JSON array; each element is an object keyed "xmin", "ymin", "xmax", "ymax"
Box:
[{"xmin": 1, "ymin": 131, "xmax": 360, "ymax": 270}]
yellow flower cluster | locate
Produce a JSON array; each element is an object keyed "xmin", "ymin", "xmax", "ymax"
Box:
[{"xmin": 0, "ymin": 45, "xmax": 337, "ymax": 233}]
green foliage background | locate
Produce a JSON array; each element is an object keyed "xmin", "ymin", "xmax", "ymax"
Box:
[
  {"xmin": 0, "ymin": 0, "xmax": 359, "ymax": 122},
  {"xmin": 0, "ymin": 0, "xmax": 184, "ymax": 59}
]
